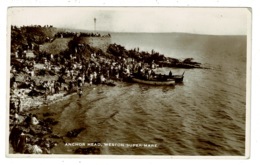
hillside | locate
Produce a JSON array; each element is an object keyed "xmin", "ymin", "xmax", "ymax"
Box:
[
  {"xmin": 40, "ymin": 38, "xmax": 73, "ymax": 55},
  {"xmin": 11, "ymin": 26, "xmax": 60, "ymax": 52},
  {"xmin": 40, "ymin": 36, "xmax": 111, "ymax": 55}
]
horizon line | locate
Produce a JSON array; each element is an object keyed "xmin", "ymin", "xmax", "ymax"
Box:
[{"xmin": 11, "ymin": 24, "xmax": 247, "ymax": 36}]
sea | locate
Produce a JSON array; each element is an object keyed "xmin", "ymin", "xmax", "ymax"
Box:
[{"xmin": 36, "ymin": 33, "xmax": 247, "ymax": 155}]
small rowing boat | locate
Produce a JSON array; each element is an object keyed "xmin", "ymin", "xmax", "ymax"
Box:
[{"xmin": 131, "ymin": 77, "xmax": 175, "ymax": 86}]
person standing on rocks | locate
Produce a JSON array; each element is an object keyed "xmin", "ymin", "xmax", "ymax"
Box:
[{"xmin": 78, "ymin": 87, "xmax": 83, "ymax": 98}]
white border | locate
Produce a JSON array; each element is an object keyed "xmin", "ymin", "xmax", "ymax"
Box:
[
  {"xmin": 5, "ymin": 6, "xmax": 251, "ymax": 159},
  {"xmin": 1, "ymin": 0, "xmax": 259, "ymax": 165}
]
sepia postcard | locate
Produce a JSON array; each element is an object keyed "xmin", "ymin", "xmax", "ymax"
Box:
[{"xmin": 6, "ymin": 7, "xmax": 251, "ymax": 158}]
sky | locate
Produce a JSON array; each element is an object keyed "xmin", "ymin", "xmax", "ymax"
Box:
[{"xmin": 8, "ymin": 7, "xmax": 250, "ymax": 35}]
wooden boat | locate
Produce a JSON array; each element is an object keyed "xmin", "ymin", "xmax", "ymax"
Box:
[
  {"xmin": 131, "ymin": 77, "xmax": 175, "ymax": 86},
  {"xmin": 149, "ymin": 71, "xmax": 184, "ymax": 83}
]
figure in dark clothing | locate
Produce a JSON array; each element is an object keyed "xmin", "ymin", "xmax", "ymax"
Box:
[
  {"xmin": 16, "ymin": 132, "xmax": 27, "ymax": 153},
  {"xmin": 169, "ymin": 71, "xmax": 172, "ymax": 77},
  {"xmin": 78, "ymin": 88, "xmax": 83, "ymax": 98},
  {"xmin": 9, "ymin": 125, "xmax": 22, "ymax": 152},
  {"xmin": 24, "ymin": 113, "xmax": 32, "ymax": 127},
  {"xmin": 54, "ymin": 82, "xmax": 60, "ymax": 94},
  {"xmin": 69, "ymin": 81, "xmax": 74, "ymax": 93}
]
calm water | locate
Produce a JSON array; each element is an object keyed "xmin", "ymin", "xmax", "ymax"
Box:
[{"xmin": 38, "ymin": 33, "xmax": 247, "ymax": 155}]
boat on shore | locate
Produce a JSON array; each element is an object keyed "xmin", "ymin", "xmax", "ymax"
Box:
[{"xmin": 131, "ymin": 77, "xmax": 175, "ymax": 86}]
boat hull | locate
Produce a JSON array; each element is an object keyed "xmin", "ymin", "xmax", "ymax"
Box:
[
  {"xmin": 171, "ymin": 76, "xmax": 183, "ymax": 83},
  {"xmin": 132, "ymin": 78, "xmax": 175, "ymax": 86}
]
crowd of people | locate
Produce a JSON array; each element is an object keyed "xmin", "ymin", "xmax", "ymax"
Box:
[
  {"xmin": 55, "ymin": 31, "xmax": 111, "ymax": 39},
  {"xmin": 9, "ymin": 39, "xmax": 164, "ymax": 154},
  {"xmin": 10, "ymin": 41, "xmax": 170, "ymax": 113}
]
